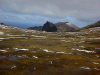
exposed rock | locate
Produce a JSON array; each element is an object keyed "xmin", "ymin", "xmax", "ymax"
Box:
[
  {"xmin": 42, "ymin": 21, "xmax": 79, "ymax": 32},
  {"xmin": 42, "ymin": 21, "xmax": 57, "ymax": 32},
  {"xmin": 28, "ymin": 21, "xmax": 79, "ymax": 32},
  {"xmin": 55, "ymin": 22, "xmax": 79, "ymax": 32}
]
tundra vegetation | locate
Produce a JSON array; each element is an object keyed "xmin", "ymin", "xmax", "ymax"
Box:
[{"xmin": 0, "ymin": 24, "xmax": 100, "ymax": 75}]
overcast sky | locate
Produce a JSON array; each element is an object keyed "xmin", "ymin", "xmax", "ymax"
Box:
[{"xmin": 0, "ymin": 0, "xmax": 100, "ymax": 28}]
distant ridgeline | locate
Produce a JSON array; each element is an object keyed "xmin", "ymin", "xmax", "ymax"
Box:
[
  {"xmin": 28, "ymin": 26, "xmax": 43, "ymax": 31},
  {"xmin": 0, "ymin": 23, "xmax": 5, "ymax": 25},
  {"xmin": 81, "ymin": 20, "xmax": 100, "ymax": 29},
  {"xmin": 28, "ymin": 21, "xmax": 79, "ymax": 32}
]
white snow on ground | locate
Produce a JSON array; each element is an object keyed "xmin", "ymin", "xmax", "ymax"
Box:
[
  {"xmin": 33, "ymin": 56, "xmax": 38, "ymax": 58},
  {"xmin": 0, "ymin": 50, "xmax": 7, "ymax": 53},
  {"xmin": 56, "ymin": 52, "xmax": 73, "ymax": 55},
  {"xmin": 43, "ymin": 49, "xmax": 73, "ymax": 55},
  {"xmin": 14, "ymin": 48, "xmax": 29, "ymax": 51},
  {"xmin": 49, "ymin": 61, "xmax": 53, "ymax": 64},
  {"xmin": 71, "ymin": 48, "xmax": 96, "ymax": 53},
  {"xmin": 80, "ymin": 67, "xmax": 91, "ymax": 70},
  {"xmin": 0, "ymin": 38, "xmax": 9, "ymax": 40},
  {"xmin": 94, "ymin": 68, "xmax": 100, "ymax": 71},
  {"xmin": 81, "ymin": 66, "xmax": 100, "ymax": 71},
  {"xmin": 43, "ymin": 49, "xmax": 54, "ymax": 53},
  {"xmin": 79, "ymin": 46, "xmax": 85, "ymax": 48},
  {"xmin": 79, "ymin": 41, "xmax": 85, "ymax": 43},
  {"xmin": 0, "ymin": 24, "xmax": 19, "ymax": 30},
  {"xmin": 56, "ymin": 52, "xmax": 65, "ymax": 54},
  {"xmin": 0, "ymin": 31, "xmax": 4, "ymax": 35},
  {"xmin": 11, "ymin": 66, "xmax": 16, "ymax": 69},
  {"xmin": 92, "ymin": 62, "xmax": 100, "ymax": 65},
  {"xmin": 7, "ymin": 34, "xmax": 26, "ymax": 36},
  {"xmin": 61, "ymin": 40, "xmax": 71, "ymax": 42}
]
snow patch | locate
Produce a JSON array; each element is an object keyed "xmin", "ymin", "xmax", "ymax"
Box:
[
  {"xmin": 92, "ymin": 62, "xmax": 100, "ymax": 65},
  {"xmin": 72, "ymin": 48, "xmax": 96, "ymax": 53},
  {"xmin": 33, "ymin": 56, "xmax": 38, "ymax": 58},
  {"xmin": 0, "ymin": 38, "xmax": 9, "ymax": 40},
  {"xmin": 80, "ymin": 67, "xmax": 91, "ymax": 70},
  {"xmin": 43, "ymin": 49, "xmax": 53, "ymax": 53},
  {"xmin": 11, "ymin": 66, "xmax": 16, "ymax": 69},
  {"xmin": 14, "ymin": 48, "xmax": 29, "ymax": 51},
  {"xmin": 0, "ymin": 31, "xmax": 4, "ymax": 35},
  {"xmin": 0, "ymin": 50, "xmax": 7, "ymax": 53},
  {"xmin": 94, "ymin": 68, "xmax": 100, "ymax": 71}
]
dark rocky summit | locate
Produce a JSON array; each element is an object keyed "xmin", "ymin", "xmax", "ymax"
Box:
[{"xmin": 42, "ymin": 21, "xmax": 57, "ymax": 32}]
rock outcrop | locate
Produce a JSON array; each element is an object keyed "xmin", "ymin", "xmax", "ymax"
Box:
[{"xmin": 42, "ymin": 21, "xmax": 57, "ymax": 32}]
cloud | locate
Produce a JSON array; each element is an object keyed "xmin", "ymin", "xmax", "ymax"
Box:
[
  {"xmin": 0, "ymin": 0, "xmax": 100, "ymax": 28},
  {"xmin": 0, "ymin": 0, "xmax": 100, "ymax": 20}
]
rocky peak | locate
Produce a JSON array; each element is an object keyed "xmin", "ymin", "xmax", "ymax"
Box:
[{"xmin": 42, "ymin": 21, "xmax": 57, "ymax": 32}]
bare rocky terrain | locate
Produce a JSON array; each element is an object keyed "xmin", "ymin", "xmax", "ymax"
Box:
[
  {"xmin": 28, "ymin": 21, "xmax": 79, "ymax": 32},
  {"xmin": 0, "ymin": 23, "xmax": 100, "ymax": 75}
]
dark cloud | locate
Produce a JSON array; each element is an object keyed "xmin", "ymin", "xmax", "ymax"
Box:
[{"xmin": 0, "ymin": 0, "xmax": 100, "ymax": 19}]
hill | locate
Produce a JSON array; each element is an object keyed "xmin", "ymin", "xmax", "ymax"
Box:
[{"xmin": 82, "ymin": 20, "xmax": 100, "ymax": 29}]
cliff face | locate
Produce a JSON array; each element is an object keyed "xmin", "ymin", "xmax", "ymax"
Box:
[{"xmin": 42, "ymin": 21, "xmax": 57, "ymax": 32}]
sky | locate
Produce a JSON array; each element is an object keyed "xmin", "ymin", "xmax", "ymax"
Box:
[{"xmin": 0, "ymin": 0, "xmax": 100, "ymax": 28}]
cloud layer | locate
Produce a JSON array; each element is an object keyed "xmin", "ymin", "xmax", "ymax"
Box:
[
  {"xmin": 0, "ymin": 0, "xmax": 100, "ymax": 28},
  {"xmin": 0, "ymin": 0, "xmax": 100, "ymax": 19}
]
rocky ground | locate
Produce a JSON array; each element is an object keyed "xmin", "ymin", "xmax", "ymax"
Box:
[{"xmin": 0, "ymin": 24, "xmax": 100, "ymax": 75}]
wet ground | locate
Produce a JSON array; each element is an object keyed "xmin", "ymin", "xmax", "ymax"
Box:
[{"xmin": 0, "ymin": 26, "xmax": 100, "ymax": 75}]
